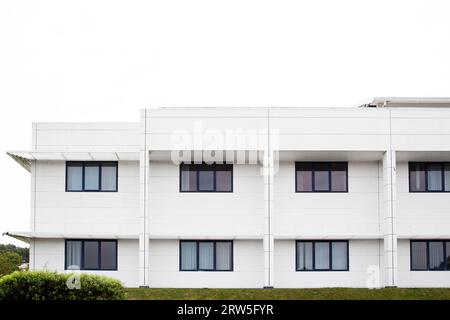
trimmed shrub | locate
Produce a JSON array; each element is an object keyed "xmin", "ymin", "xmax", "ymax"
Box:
[
  {"xmin": 0, "ymin": 252, "xmax": 22, "ymax": 277},
  {"xmin": 0, "ymin": 271, "xmax": 126, "ymax": 300}
]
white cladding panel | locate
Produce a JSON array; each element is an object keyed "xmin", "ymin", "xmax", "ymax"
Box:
[
  {"xmin": 398, "ymin": 240, "xmax": 450, "ymax": 287},
  {"xmin": 33, "ymin": 122, "xmax": 140, "ymax": 152},
  {"xmin": 148, "ymin": 240, "xmax": 264, "ymax": 288},
  {"xmin": 33, "ymin": 160, "xmax": 139, "ymax": 235},
  {"xmin": 397, "ymin": 162, "xmax": 450, "ymax": 236},
  {"xmin": 274, "ymin": 240, "xmax": 383, "ymax": 288},
  {"xmin": 31, "ymin": 239, "xmax": 139, "ymax": 287},
  {"xmin": 147, "ymin": 162, "xmax": 264, "ymax": 237},
  {"xmin": 274, "ymin": 161, "xmax": 381, "ymax": 237}
]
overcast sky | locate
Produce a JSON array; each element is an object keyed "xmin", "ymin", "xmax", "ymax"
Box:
[{"xmin": 1, "ymin": 0, "xmax": 450, "ymax": 246}]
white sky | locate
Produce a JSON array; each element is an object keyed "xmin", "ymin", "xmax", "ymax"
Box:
[{"xmin": 1, "ymin": 0, "xmax": 450, "ymax": 246}]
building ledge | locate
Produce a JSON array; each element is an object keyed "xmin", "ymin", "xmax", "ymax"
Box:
[{"xmin": 6, "ymin": 151, "xmax": 140, "ymax": 172}]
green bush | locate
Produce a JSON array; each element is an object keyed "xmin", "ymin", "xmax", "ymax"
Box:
[
  {"xmin": 0, "ymin": 271, "xmax": 127, "ymax": 300},
  {"xmin": 0, "ymin": 252, "xmax": 22, "ymax": 277}
]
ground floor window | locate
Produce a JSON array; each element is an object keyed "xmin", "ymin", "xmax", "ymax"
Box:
[
  {"xmin": 65, "ymin": 239, "xmax": 117, "ymax": 270},
  {"xmin": 296, "ymin": 240, "xmax": 349, "ymax": 271},
  {"xmin": 411, "ymin": 240, "xmax": 450, "ymax": 271},
  {"xmin": 180, "ymin": 240, "xmax": 233, "ymax": 271}
]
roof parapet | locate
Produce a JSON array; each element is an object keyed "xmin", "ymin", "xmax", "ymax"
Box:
[{"xmin": 361, "ymin": 97, "xmax": 450, "ymax": 108}]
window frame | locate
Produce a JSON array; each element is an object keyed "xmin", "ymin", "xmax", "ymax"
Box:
[
  {"xmin": 64, "ymin": 239, "xmax": 118, "ymax": 271},
  {"xmin": 179, "ymin": 240, "xmax": 234, "ymax": 272},
  {"xmin": 65, "ymin": 161, "xmax": 118, "ymax": 192},
  {"xmin": 295, "ymin": 240, "xmax": 349, "ymax": 272},
  {"xmin": 408, "ymin": 162, "xmax": 450, "ymax": 193},
  {"xmin": 295, "ymin": 162, "xmax": 348, "ymax": 193},
  {"xmin": 179, "ymin": 163, "xmax": 233, "ymax": 193},
  {"xmin": 410, "ymin": 240, "xmax": 450, "ymax": 271}
]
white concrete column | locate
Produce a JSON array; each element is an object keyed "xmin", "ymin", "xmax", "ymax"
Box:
[
  {"xmin": 138, "ymin": 110, "xmax": 150, "ymax": 287},
  {"xmin": 262, "ymin": 149, "xmax": 274, "ymax": 288},
  {"xmin": 30, "ymin": 159, "xmax": 37, "ymax": 271},
  {"xmin": 382, "ymin": 150, "xmax": 398, "ymax": 287}
]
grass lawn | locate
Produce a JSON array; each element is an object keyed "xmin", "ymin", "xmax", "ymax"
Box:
[{"xmin": 126, "ymin": 288, "xmax": 450, "ymax": 300}]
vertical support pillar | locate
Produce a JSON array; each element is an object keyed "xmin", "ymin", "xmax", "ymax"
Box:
[
  {"xmin": 139, "ymin": 110, "xmax": 150, "ymax": 287},
  {"xmin": 30, "ymin": 160, "xmax": 36, "ymax": 271},
  {"xmin": 263, "ymin": 149, "xmax": 274, "ymax": 288},
  {"xmin": 30, "ymin": 123, "xmax": 37, "ymax": 271},
  {"xmin": 382, "ymin": 150, "xmax": 398, "ymax": 287}
]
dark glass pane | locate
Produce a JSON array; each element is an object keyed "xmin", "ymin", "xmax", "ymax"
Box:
[
  {"xmin": 445, "ymin": 164, "xmax": 450, "ymax": 191},
  {"xmin": 198, "ymin": 242, "xmax": 214, "ymax": 270},
  {"xmin": 331, "ymin": 163, "xmax": 347, "ymax": 191},
  {"xmin": 296, "ymin": 163, "xmax": 313, "ymax": 192},
  {"xmin": 429, "ymin": 241, "xmax": 445, "ymax": 270},
  {"xmin": 83, "ymin": 241, "xmax": 99, "ymax": 269},
  {"xmin": 314, "ymin": 164, "xmax": 330, "ymax": 191},
  {"xmin": 410, "ymin": 163, "xmax": 426, "ymax": 191},
  {"xmin": 67, "ymin": 164, "xmax": 83, "ymax": 191},
  {"xmin": 101, "ymin": 164, "xmax": 117, "ymax": 191},
  {"xmin": 216, "ymin": 242, "xmax": 232, "ymax": 271},
  {"xmin": 411, "ymin": 241, "xmax": 427, "ymax": 270},
  {"xmin": 331, "ymin": 242, "xmax": 348, "ymax": 270},
  {"xmin": 446, "ymin": 242, "xmax": 450, "ymax": 270},
  {"xmin": 84, "ymin": 164, "xmax": 100, "ymax": 190},
  {"xmin": 198, "ymin": 171, "xmax": 214, "ymax": 191},
  {"xmin": 296, "ymin": 242, "xmax": 313, "ymax": 270},
  {"xmin": 216, "ymin": 171, "xmax": 232, "ymax": 191},
  {"xmin": 427, "ymin": 164, "xmax": 443, "ymax": 191},
  {"xmin": 100, "ymin": 241, "xmax": 117, "ymax": 270},
  {"xmin": 66, "ymin": 241, "xmax": 82, "ymax": 269},
  {"xmin": 181, "ymin": 169, "xmax": 197, "ymax": 191},
  {"xmin": 314, "ymin": 242, "xmax": 330, "ymax": 270},
  {"xmin": 180, "ymin": 242, "xmax": 197, "ymax": 270}
]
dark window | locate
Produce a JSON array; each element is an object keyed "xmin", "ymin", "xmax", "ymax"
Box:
[
  {"xmin": 314, "ymin": 163, "xmax": 330, "ymax": 191},
  {"xmin": 296, "ymin": 242, "xmax": 313, "ymax": 270},
  {"xmin": 295, "ymin": 162, "xmax": 348, "ymax": 192},
  {"xmin": 447, "ymin": 242, "xmax": 450, "ymax": 269},
  {"xmin": 83, "ymin": 241, "xmax": 100, "ymax": 269},
  {"xmin": 409, "ymin": 162, "xmax": 450, "ymax": 192},
  {"xmin": 411, "ymin": 240, "xmax": 450, "ymax": 271},
  {"xmin": 198, "ymin": 171, "xmax": 214, "ymax": 191},
  {"xmin": 66, "ymin": 162, "xmax": 118, "ymax": 192},
  {"xmin": 180, "ymin": 240, "xmax": 233, "ymax": 271},
  {"xmin": 101, "ymin": 241, "xmax": 118, "ymax": 270},
  {"xmin": 409, "ymin": 163, "xmax": 426, "ymax": 192},
  {"xmin": 331, "ymin": 163, "xmax": 347, "ymax": 192},
  {"xmin": 296, "ymin": 163, "xmax": 313, "ymax": 192},
  {"xmin": 180, "ymin": 164, "xmax": 233, "ymax": 192},
  {"xmin": 65, "ymin": 240, "xmax": 117, "ymax": 270},
  {"xmin": 296, "ymin": 240, "xmax": 348, "ymax": 271},
  {"xmin": 411, "ymin": 241, "xmax": 427, "ymax": 270}
]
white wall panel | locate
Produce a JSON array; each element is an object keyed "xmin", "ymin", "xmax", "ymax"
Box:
[
  {"xmin": 33, "ymin": 160, "xmax": 139, "ymax": 235},
  {"xmin": 274, "ymin": 240, "xmax": 382, "ymax": 288},
  {"xmin": 397, "ymin": 240, "xmax": 450, "ymax": 287},
  {"xmin": 148, "ymin": 240, "xmax": 264, "ymax": 288},
  {"xmin": 148, "ymin": 162, "xmax": 264, "ymax": 237},
  {"xmin": 32, "ymin": 239, "xmax": 139, "ymax": 287}
]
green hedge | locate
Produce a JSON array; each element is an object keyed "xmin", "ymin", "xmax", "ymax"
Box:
[{"xmin": 0, "ymin": 271, "xmax": 126, "ymax": 300}]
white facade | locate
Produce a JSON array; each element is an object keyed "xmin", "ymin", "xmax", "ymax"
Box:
[{"xmin": 6, "ymin": 98, "xmax": 450, "ymax": 288}]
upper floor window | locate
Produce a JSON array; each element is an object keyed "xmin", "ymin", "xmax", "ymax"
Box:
[
  {"xmin": 295, "ymin": 162, "xmax": 348, "ymax": 192},
  {"xmin": 411, "ymin": 240, "xmax": 450, "ymax": 271},
  {"xmin": 409, "ymin": 162, "xmax": 450, "ymax": 192},
  {"xmin": 180, "ymin": 163, "xmax": 233, "ymax": 192},
  {"xmin": 180, "ymin": 240, "xmax": 233, "ymax": 271},
  {"xmin": 296, "ymin": 240, "xmax": 349, "ymax": 271},
  {"xmin": 65, "ymin": 239, "xmax": 117, "ymax": 271},
  {"xmin": 66, "ymin": 161, "xmax": 118, "ymax": 192}
]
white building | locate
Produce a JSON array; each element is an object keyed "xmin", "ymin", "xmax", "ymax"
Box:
[{"xmin": 5, "ymin": 97, "xmax": 450, "ymax": 288}]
